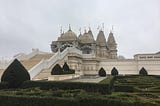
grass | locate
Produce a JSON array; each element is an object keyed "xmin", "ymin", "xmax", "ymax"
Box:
[{"xmin": 99, "ymin": 76, "xmax": 114, "ymax": 84}]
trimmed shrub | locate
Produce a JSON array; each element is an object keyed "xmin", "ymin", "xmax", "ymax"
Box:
[
  {"xmin": 63, "ymin": 62, "xmax": 70, "ymax": 71},
  {"xmin": 0, "ymin": 82, "xmax": 8, "ymax": 89},
  {"xmin": 51, "ymin": 64, "xmax": 63, "ymax": 75},
  {"xmin": 1, "ymin": 59, "xmax": 30, "ymax": 88},
  {"xmin": 63, "ymin": 69, "xmax": 75, "ymax": 74},
  {"xmin": 0, "ymin": 89, "xmax": 159, "ymax": 106},
  {"xmin": 51, "ymin": 63, "xmax": 75, "ymax": 75},
  {"xmin": 0, "ymin": 94, "xmax": 159, "ymax": 106},
  {"xmin": 139, "ymin": 67, "xmax": 148, "ymax": 76},
  {"xmin": 63, "ymin": 62, "xmax": 75, "ymax": 74},
  {"xmin": 69, "ymin": 69, "xmax": 75, "ymax": 74},
  {"xmin": 98, "ymin": 67, "xmax": 106, "ymax": 77},
  {"xmin": 111, "ymin": 67, "xmax": 118, "ymax": 76}
]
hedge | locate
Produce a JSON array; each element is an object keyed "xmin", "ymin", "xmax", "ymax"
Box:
[
  {"xmin": 0, "ymin": 93, "xmax": 158, "ymax": 106},
  {"xmin": 113, "ymin": 85, "xmax": 138, "ymax": 92},
  {"xmin": 112, "ymin": 75, "xmax": 160, "ymax": 92},
  {"xmin": 20, "ymin": 81, "xmax": 111, "ymax": 94},
  {"xmin": 0, "ymin": 94, "xmax": 79, "ymax": 106}
]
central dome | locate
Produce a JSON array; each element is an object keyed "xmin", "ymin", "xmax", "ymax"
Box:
[{"xmin": 58, "ymin": 29, "xmax": 77, "ymax": 41}]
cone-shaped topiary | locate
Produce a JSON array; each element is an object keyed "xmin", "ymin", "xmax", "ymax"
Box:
[
  {"xmin": 111, "ymin": 67, "xmax": 119, "ymax": 76},
  {"xmin": 98, "ymin": 67, "xmax": 106, "ymax": 77},
  {"xmin": 63, "ymin": 62, "xmax": 70, "ymax": 71},
  {"xmin": 139, "ymin": 67, "xmax": 148, "ymax": 76},
  {"xmin": 51, "ymin": 64, "xmax": 63, "ymax": 75},
  {"xmin": 1, "ymin": 59, "xmax": 30, "ymax": 88}
]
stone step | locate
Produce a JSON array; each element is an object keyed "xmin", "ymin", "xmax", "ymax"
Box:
[
  {"xmin": 32, "ymin": 69, "xmax": 51, "ymax": 80},
  {"xmin": 21, "ymin": 54, "xmax": 53, "ymax": 70}
]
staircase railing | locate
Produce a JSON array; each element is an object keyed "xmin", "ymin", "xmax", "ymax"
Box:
[
  {"xmin": 28, "ymin": 59, "xmax": 46, "ymax": 79},
  {"xmin": 28, "ymin": 47, "xmax": 82, "ymax": 79}
]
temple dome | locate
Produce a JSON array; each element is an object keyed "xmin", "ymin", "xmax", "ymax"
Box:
[
  {"xmin": 58, "ymin": 29, "xmax": 77, "ymax": 41},
  {"xmin": 96, "ymin": 30, "xmax": 107, "ymax": 46}
]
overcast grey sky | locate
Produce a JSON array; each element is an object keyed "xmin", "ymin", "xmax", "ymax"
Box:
[{"xmin": 0, "ymin": 0, "xmax": 160, "ymax": 59}]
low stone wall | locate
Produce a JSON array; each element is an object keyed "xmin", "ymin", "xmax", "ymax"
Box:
[{"xmin": 48, "ymin": 74, "xmax": 80, "ymax": 81}]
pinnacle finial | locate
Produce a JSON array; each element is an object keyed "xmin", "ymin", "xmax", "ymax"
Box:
[
  {"xmin": 111, "ymin": 25, "xmax": 114, "ymax": 32},
  {"xmin": 69, "ymin": 24, "xmax": 71, "ymax": 31},
  {"xmin": 89, "ymin": 27, "xmax": 91, "ymax": 31},
  {"xmin": 97, "ymin": 26, "xmax": 100, "ymax": 31},
  {"xmin": 102, "ymin": 23, "xmax": 104, "ymax": 31},
  {"xmin": 110, "ymin": 25, "xmax": 114, "ymax": 33},
  {"xmin": 84, "ymin": 27, "xmax": 87, "ymax": 33},
  {"xmin": 88, "ymin": 24, "xmax": 91, "ymax": 31},
  {"xmin": 79, "ymin": 27, "xmax": 82, "ymax": 34},
  {"xmin": 60, "ymin": 26, "xmax": 62, "ymax": 34}
]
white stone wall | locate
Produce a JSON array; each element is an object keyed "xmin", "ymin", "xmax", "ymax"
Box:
[
  {"xmin": 99, "ymin": 59, "xmax": 138, "ymax": 75},
  {"xmin": 137, "ymin": 60, "xmax": 160, "ymax": 75},
  {"xmin": 84, "ymin": 59, "xmax": 160, "ymax": 75}
]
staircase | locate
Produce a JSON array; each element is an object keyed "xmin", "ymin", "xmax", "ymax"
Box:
[
  {"xmin": 0, "ymin": 47, "xmax": 82, "ymax": 80},
  {"xmin": 30, "ymin": 47, "xmax": 82, "ymax": 80},
  {"xmin": 21, "ymin": 54, "xmax": 53, "ymax": 70},
  {"xmin": 32, "ymin": 55, "xmax": 66, "ymax": 80},
  {"xmin": 33, "ymin": 69, "xmax": 51, "ymax": 80}
]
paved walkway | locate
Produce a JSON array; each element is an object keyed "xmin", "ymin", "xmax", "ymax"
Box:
[{"xmin": 67, "ymin": 76, "xmax": 107, "ymax": 83}]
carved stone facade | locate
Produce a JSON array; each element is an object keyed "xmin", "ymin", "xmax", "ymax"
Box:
[{"xmin": 51, "ymin": 27, "xmax": 117, "ymax": 59}]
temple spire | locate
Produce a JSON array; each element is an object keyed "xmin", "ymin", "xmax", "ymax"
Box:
[{"xmin": 110, "ymin": 25, "xmax": 114, "ymax": 33}]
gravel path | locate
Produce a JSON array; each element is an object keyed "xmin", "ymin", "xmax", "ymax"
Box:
[{"xmin": 66, "ymin": 76, "xmax": 107, "ymax": 83}]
